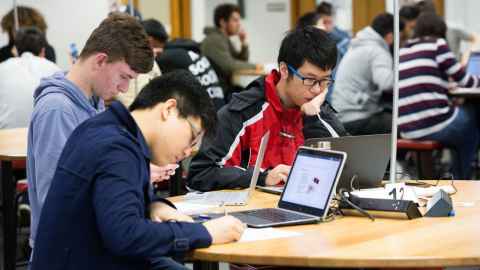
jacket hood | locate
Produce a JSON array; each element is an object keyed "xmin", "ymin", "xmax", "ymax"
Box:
[
  {"xmin": 350, "ymin": 26, "xmax": 389, "ymax": 51},
  {"xmin": 34, "ymin": 71, "xmax": 101, "ymax": 113}
]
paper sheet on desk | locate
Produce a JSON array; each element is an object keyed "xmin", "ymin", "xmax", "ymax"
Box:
[
  {"xmin": 239, "ymin": 228, "xmax": 303, "ymax": 242},
  {"xmin": 412, "ymin": 185, "xmax": 456, "ymax": 197},
  {"xmin": 174, "ymin": 202, "xmax": 218, "ymax": 215}
]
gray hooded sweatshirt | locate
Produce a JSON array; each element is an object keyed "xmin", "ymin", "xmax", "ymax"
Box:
[
  {"xmin": 27, "ymin": 71, "xmax": 104, "ymax": 247},
  {"xmin": 330, "ymin": 26, "xmax": 394, "ymax": 123}
]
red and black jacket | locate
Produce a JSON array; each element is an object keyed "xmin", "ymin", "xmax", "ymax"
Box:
[{"xmin": 188, "ymin": 70, "xmax": 348, "ymax": 191}]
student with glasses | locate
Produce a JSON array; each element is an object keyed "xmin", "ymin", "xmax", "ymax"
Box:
[
  {"xmin": 31, "ymin": 71, "xmax": 246, "ymax": 270},
  {"xmin": 188, "ymin": 26, "xmax": 348, "ymax": 192}
]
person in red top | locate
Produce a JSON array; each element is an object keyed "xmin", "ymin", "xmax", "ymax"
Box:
[{"xmin": 188, "ymin": 26, "xmax": 348, "ymax": 191}]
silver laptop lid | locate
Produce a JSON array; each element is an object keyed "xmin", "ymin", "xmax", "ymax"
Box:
[
  {"xmin": 247, "ymin": 131, "xmax": 270, "ymax": 195},
  {"xmin": 305, "ymin": 134, "xmax": 390, "ymax": 190},
  {"xmin": 278, "ymin": 147, "xmax": 347, "ymax": 219},
  {"xmin": 467, "ymin": 51, "xmax": 480, "ymax": 75}
]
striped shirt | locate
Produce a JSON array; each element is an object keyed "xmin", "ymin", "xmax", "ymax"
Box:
[{"xmin": 399, "ymin": 37, "xmax": 480, "ymax": 139}]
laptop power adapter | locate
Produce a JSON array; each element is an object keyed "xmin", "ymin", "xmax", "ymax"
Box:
[{"xmin": 339, "ymin": 194, "xmax": 422, "ymax": 219}]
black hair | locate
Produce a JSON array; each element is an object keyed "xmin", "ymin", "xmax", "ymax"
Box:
[
  {"xmin": 400, "ymin": 5, "xmax": 421, "ymax": 21},
  {"xmin": 371, "ymin": 13, "xmax": 399, "ymax": 38},
  {"xmin": 129, "ymin": 70, "xmax": 216, "ymax": 138},
  {"xmin": 413, "ymin": 12, "xmax": 446, "ymax": 39},
  {"xmin": 296, "ymin": 12, "xmax": 321, "ymax": 30},
  {"xmin": 14, "ymin": 26, "xmax": 46, "ymax": 56},
  {"xmin": 213, "ymin": 4, "xmax": 240, "ymax": 28},
  {"xmin": 278, "ymin": 26, "xmax": 337, "ymax": 71},
  {"xmin": 416, "ymin": 0, "xmax": 437, "ymax": 14},
  {"xmin": 316, "ymin": 2, "xmax": 333, "ymax": 17},
  {"xmin": 141, "ymin": 19, "xmax": 169, "ymax": 43}
]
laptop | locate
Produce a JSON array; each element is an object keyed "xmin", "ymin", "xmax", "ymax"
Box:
[
  {"xmin": 466, "ymin": 51, "xmax": 480, "ymax": 75},
  {"xmin": 185, "ymin": 131, "xmax": 270, "ymax": 206},
  {"xmin": 452, "ymin": 52, "xmax": 480, "ymax": 96},
  {"xmin": 207, "ymin": 147, "xmax": 346, "ymax": 228},
  {"xmin": 256, "ymin": 184, "xmax": 284, "ymax": 195},
  {"xmin": 305, "ymin": 134, "xmax": 391, "ymax": 191}
]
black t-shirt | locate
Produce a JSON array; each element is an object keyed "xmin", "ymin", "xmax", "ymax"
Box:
[{"xmin": 157, "ymin": 48, "xmax": 226, "ymax": 111}]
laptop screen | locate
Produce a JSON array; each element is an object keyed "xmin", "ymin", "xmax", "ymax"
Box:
[
  {"xmin": 467, "ymin": 52, "xmax": 480, "ymax": 75},
  {"xmin": 305, "ymin": 134, "xmax": 391, "ymax": 191},
  {"xmin": 280, "ymin": 148, "xmax": 344, "ymax": 214}
]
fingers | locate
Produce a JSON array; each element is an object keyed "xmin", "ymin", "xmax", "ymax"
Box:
[
  {"xmin": 301, "ymin": 92, "xmax": 326, "ymax": 116},
  {"xmin": 279, "ymin": 165, "xmax": 291, "ymax": 173},
  {"xmin": 228, "ymin": 216, "xmax": 246, "ymax": 241},
  {"xmin": 151, "ymin": 215, "xmax": 163, "ymax": 222},
  {"xmin": 204, "ymin": 216, "xmax": 247, "ymax": 244},
  {"xmin": 150, "ymin": 163, "xmax": 179, "ymax": 183},
  {"xmin": 177, "ymin": 214, "xmax": 194, "ymax": 223},
  {"xmin": 165, "ymin": 164, "xmax": 180, "ymax": 170},
  {"xmin": 278, "ymin": 173, "xmax": 288, "ymax": 182}
]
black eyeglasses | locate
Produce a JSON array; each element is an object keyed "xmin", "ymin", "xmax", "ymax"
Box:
[
  {"xmin": 287, "ymin": 64, "xmax": 334, "ymax": 90},
  {"xmin": 185, "ymin": 118, "xmax": 204, "ymax": 152}
]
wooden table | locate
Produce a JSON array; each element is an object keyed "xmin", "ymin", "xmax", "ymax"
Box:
[
  {"xmin": 172, "ymin": 181, "xmax": 480, "ymax": 269},
  {"xmin": 232, "ymin": 69, "xmax": 266, "ymax": 88},
  {"xmin": 0, "ymin": 128, "xmax": 28, "ymax": 270}
]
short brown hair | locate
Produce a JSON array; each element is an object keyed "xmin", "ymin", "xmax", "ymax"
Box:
[
  {"xmin": 79, "ymin": 13, "xmax": 153, "ymax": 73},
  {"xmin": 1, "ymin": 6, "xmax": 47, "ymax": 39}
]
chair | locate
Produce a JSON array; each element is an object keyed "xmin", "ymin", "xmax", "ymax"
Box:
[{"xmin": 397, "ymin": 139, "xmax": 443, "ymax": 179}]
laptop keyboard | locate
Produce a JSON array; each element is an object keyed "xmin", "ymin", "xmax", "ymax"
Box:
[{"xmin": 231, "ymin": 208, "xmax": 314, "ymax": 223}]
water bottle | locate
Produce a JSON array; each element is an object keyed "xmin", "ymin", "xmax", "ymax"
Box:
[{"xmin": 69, "ymin": 43, "xmax": 78, "ymax": 64}]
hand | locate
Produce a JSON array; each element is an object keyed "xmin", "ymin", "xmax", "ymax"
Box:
[
  {"xmin": 150, "ymin": 202, "xmax": 193, "ymax": 223},
  {"xmin": 239, "ymin": 28, "xmax": 247, "ymax": 44},
  {"xmin": 265, "ymin": 164, "xmax": 291, "ymax": 186},
  {"xmin": 301, "ymin": 89, "xmax": 327, "ymax": 116},
  {"xmin": 255, "ymin": 64, "xmax": 265, "ymax": 73},
  {"xmin": 152, "ymin": 47, "xmax": 163, "ymax": 58},
  {"xmin": 316, "ymin": 18, "xmax": 327, "ymax": 31},
  {"xmin": 150, "ymin": 163, "xmax": 179, "ymax": 184},
  {"xmin": 203, "ymin": 216, "xmax": 246, "ymax": 244}
]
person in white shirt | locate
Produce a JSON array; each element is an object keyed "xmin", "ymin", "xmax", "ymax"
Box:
[{"xmin": 0, "ymin": 27, "xmax": 60, "ymax": 129}]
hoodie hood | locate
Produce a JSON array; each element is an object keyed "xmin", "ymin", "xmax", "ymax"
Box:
[
  {"xmin": 34, "ymin": 71, "xmax": 104, "ymax": 114},
  {"xmin": 350, "ymin": 26, "xmax": 389, "ymax": 51},
  {"xmin": 165, "ymin": 38, "xmax": 201, "ymax": 53}
]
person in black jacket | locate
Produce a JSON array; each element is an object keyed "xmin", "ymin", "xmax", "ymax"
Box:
[
  {"xmin": 157, "ymin": 38, "xmax": 227, "ymax": 111},
  {"xmin": 0, "ymin": 6, "xmax": 56, "ymax": 63},
  {"xmin": 188, "ymin": 27, "xmax": 348, "ymax": 192},
  {"xmin": 31, "ymin": 71, "xmax": 245, "ymax": 270}
]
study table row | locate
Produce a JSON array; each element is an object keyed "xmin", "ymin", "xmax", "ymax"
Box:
[
  {"xmin": 2, "ymin": 127, "xmax": 480, "ymax": 270},
  {"xmin": 171, "ymin": 182, "xmax": 480, "ymax": 270}
]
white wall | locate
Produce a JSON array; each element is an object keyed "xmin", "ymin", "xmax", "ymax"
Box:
[
  {"xmin": 445, "ymin": 0, "xmax": 480, "ymax": 32},
  {"xmin": 317, "ymin": 0, "xmax": 352, "ymax": 34},
  {"xmin": 139, "ymin": 0, "xmax": 171, "ymax": 34},
  {"xmin": 192, "ymin": 0, "xmax": 290, "ymax": 64},
  {"xmin": 191, "ymin": 0, "xmax": 208, "ymax": 42},
  {"xmin": 444, "ymin": 0, "xmax": 480, "ymax": 52},
  {"xmin": 242, "ymin": 0, "xmax": 291, "ymax": 63},
  {"xmin": 0, "ymin": 0, "xmax": 110, "ymax": 70}
]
